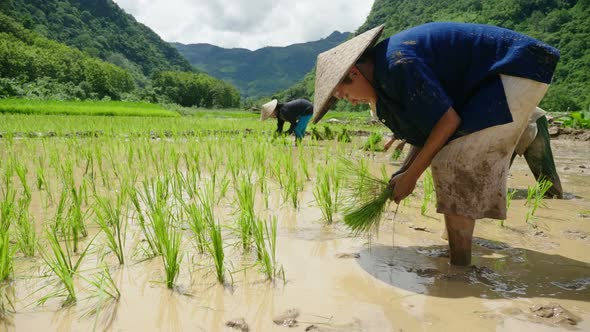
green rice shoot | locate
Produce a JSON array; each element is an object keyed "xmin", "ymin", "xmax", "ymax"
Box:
[{"xmin": 339, "ymin": 159, "xmax": 393, "ymax": 235}]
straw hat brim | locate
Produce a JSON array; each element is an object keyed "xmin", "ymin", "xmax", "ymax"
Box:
[
  {"xmin": 312, "ymin": 25, "xmax": 384, "ymax": 124},
  {"xmin": 260, "ymin": 99, "xmax": 278, "ymax": 121}
]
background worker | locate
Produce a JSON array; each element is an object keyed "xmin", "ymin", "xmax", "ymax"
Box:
[{"xmin": 260, "ymin": 98, "xmax": 314, "ymax": 142}]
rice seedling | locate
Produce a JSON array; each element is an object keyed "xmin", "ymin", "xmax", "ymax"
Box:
[
  {"xmin": 258, "ymin": 165, "xmax": 268, "ymax": 194},
  {"xmin": 13, "ymin": 161, "xmax": 31, "ymax": 198},
  {"xmin": 390, "ymin": 148, "xmax": 403, "ymax": 161},
  {"xmin": 313, "ymin": 168, "xmax": 336, "ymax": 224},
  {"xmin": 525, "ymin": 178, "xmax": 553, "ymax": 225},
  {"xmin": 362, "ymin": 132, "xmax": 383, "ymax": 152},
  {"xmin": 499, "ymin": 189, "xmax": 517, "ymax": 227},
  {"xmin": 159, "ymin": 218, "xmax": 182, "ymax": 289},
  {"xmin": 0, "ymin": 283, "xmax": 15, "ymax": 320},
  {"xmin": 299, "ymin": 158, "xmax": 310, "ymax": 181},
  {"xmin": 421, "ymin": 170, "xmax": 435, "ymax": 216},
  {"xmin": 207, "ymin": 221, "xmax": 226, "ymax": 284},
  {"xmin": 81, "ymin": 265, "xmax": 121, "ymax": 330},
  {"xmin": 271, "ymin": 157, "xmax": 285, "ymax": 189},
  {"xmin": 84, "ymin": 265, "xmax": 120, "ymax": 303},
  {"xmin": 67, "ymin": 183, "xmax": 89, "ymax": 253},
  {"xmin": 129, "ymin": 186, "xmax": 158, "ymax": 257},
  {"xmin": 0, "ymin": 187, "xmax": 15, "ymax": 281},
  {"xmin": 323, "ymin": 125, "xmax": 335, "ymax": 140},
  {"xmin": 337, "ymin": 128, "xmax": 352, "ymax": 143},
  {"xmin": 94, "ymin": 191, "xmax": 128, "ymax": 265},
  {"xmin": 234, "ymin": 176, "xmax": 255, "ymax": 253},
  {"xmin": 253, "ymin": 217, "xmax": 284, "ymax": 281},
  {"xmin": 140, "ymin": 177, "xmax": 182, "ymax": 288},
  {"xmin": 36, "ymin": 165, "xmax": 53, "ymax": 202},
  {"xmin": 38, "ymin": 227, "xmax": 95, "ymax": 306},
  {"xmin": 181, "ymin": 200, "xmax": 209, "ymax": 254},
  {"xmin": 311, "ymin": 127, "xmax": 323, "ymax": 140},
  {"xmin": 285, "ymin": 166, "xmax": 301, "ymax": 208},
  {"xmin": 339, "ymin": 159, "xmax": 393, "ymax": 235},
  {"xmin": 15, "ymin": 196, "xmax": 36, "ymax": 257}
]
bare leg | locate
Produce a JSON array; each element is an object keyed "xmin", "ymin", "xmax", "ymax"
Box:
[
  {"xmin": 441, "ymin": 226, "xmax": 448, "ymax": 241},
  {"xmin": 444, "ymin": 214, "xmax": 475, "ymax": 266}
]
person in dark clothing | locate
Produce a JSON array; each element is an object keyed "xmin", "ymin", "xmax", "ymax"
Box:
[
  {"xmin": 312, "ymin": 22, "xmax": 563, "ymax": 266},
  {"xmin": 261, "ymin": 98, "xmax": 314, "ymax": 141}
]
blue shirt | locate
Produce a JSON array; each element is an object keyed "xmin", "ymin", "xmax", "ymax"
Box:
[{"xmin": 372, "ymin": 22, "xmax": 560, "ymax": 146}]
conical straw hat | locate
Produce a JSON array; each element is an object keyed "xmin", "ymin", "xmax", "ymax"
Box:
[
  {"xmin": 260, "ymin": 99, "xmax": 278, "ymax": 121},
  {"xmin": 312, "ymin": 25, "xmax": 384, "ymax": 124}
]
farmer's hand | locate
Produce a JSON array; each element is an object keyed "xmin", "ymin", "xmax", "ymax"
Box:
[{"xmin": 389, "ymin": 171, "xmax": 416, "ymax": 204}]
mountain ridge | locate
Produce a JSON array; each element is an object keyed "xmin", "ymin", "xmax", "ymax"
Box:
[{"xmin": 173, "ymin": 31, "xmax": 351, "ymax": 98}]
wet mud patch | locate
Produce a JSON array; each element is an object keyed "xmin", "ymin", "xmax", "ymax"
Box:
[
  {"xmin": 473, "ymin": 237, "xmax": 512, "ymax": 250},
  {"xmin": 357, "ymin": 244, "xmax": 590, "ymax": 300},
  {"xmin": 416, "ymin": 247, "xmax": 449, "ymax": 258},
  {"xmin": 562, "ymin": 230, "xmax": 589, "ymax": 242},
  {"xmin": 273, "ymin": 308, "xmax": 300, "ymax": 327},
  {"xmin": 529, "ymin": 303, "xmax": 581, "ymax": 326},
  {"xmin": 551, "ymin": 277, "xmax": 590, "ymax": 291},
  {"xmin": 226, "ymin": 317, "xmax": 249, "ymax": 331}
]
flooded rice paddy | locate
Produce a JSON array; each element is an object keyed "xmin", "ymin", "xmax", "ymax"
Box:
[{"xmin": 0, "ymin": 134, "xmax": 588, "ymax": 332}]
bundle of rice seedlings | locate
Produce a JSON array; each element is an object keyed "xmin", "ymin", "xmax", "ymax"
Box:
[
  {"xmin": 338, "ymin": 159, "xmax": 393, "ymax": 235},
  {"xmin": 362, "ymin": 132, "xmax": 383, "ymax": 151},
  {"xmin": 337, "ymin": 128, "xmax": 352, "ymax": 143},
  {"xmin": 311, "ymin": 127, "xmax": 323, "ymax": 141},
  {"xmin": 323, "ymin": 125, "xmax": 335, "ymax": 140}
]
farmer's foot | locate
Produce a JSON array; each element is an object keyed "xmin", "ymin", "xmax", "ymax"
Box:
[{"xmin": 444, "ymin": 214, "xmax": 475, "ymax": 266}]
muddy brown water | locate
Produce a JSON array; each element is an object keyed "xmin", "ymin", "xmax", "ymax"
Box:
[{"xmin": 4, "ymin": 140, "xmax": 590, "ymax": 331}]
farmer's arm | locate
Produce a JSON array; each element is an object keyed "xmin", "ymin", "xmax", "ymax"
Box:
[
  {"xmin": 383, "ymin": 137, "xmax": 396, "ymax": 151},
  {"xmin": 390, "ymin": 107, "xmax": 461, "ymax": 203},
  {"xmin": 286, "ymin": 121, "xmax": 297, "ymax": 135},
  {"xmin": 277, "ymin": 118, "xmax": 285, "ymax": 133},
  {"xmin": 392, "ymin": 144, "xmax": 421, "ymax": 176}
]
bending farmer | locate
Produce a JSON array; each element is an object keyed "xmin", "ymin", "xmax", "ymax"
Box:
[
  {"xmin": 261, "ymin": 98, "xmax": 314, "ymax": 141},
  {"xmin": 313, "ymin": 22, "xmax": 561, "ymax": 266}
]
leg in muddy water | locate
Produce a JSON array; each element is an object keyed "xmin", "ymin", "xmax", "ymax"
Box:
[
  {"xmin": 444, "ymin": 214, "xmax": 475, "ymax": 266},
  {"xmin": 441, "ymin": 226, "xmax": 448, "ymax": 241}
]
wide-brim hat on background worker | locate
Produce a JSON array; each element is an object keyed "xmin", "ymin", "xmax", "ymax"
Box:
[
  {"xmin": 260, "ymin": 99, "xmax": 278, "ymax": 121},
  {"xmin": 312, "ymin": 25, "xmax": 384, "ymax": 124}
]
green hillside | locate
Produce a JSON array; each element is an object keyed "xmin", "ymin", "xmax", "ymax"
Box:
[
  {"xmin": 0, "ymin": 12, "xmax": 134, "ymax": 100},
  {"xmin": 2, "ymin": 0, "xmax": 192, "ymax": 78},
  {"xmin": 280, "ymin": 0, "xmax": 590, "ymax": 112},
  {"xmin": 0, "ymin": 6, "xmax": 240, "ymax": 108},
  {"xmin": 173, "ymin": 31, "xmax": 350, "ymax": 98}
]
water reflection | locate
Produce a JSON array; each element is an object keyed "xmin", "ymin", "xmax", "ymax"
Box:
[{"xmin": 357, "ymin": 242, "xmax": 590, "ymax": 301}]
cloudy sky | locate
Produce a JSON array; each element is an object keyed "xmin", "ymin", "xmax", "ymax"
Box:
[{"xmin": 113, "ymin": 0, "xmax": 374, "ymax": 50}]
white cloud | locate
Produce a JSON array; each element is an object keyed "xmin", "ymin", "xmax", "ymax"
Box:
[{"xmin": 113, "ymin": 0, "xmax": 374, "ymax": 50}]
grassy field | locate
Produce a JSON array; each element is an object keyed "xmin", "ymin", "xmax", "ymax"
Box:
[
  {"xmin": 0, "ymin": 101, "xmax": 383, "ymax": 136},
  {"xmin": 0, "ymin": 99, "xmax": 179, "ymax": 117}
]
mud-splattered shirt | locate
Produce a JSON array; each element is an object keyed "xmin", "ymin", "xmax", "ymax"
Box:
[{"xmin": 372, "ymin": 22, "xmax": 560, "ymax": 147}]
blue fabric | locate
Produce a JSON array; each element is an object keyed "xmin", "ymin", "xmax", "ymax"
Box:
[
  {"xmin": 277, "ymin": 99, "xmax": 314, "ymax": 134},
  {"xmin": 294, "ymin": 114, "xmax": 312, "ymax": 139},
  {"xmin": 372, "ymin": 22, "xmax": 559, "ymax": 147}
]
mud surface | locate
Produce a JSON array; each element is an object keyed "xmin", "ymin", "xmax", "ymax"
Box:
[{"xmin": 4, "ymin": 140, "xmax": 590, "ymax": 331}]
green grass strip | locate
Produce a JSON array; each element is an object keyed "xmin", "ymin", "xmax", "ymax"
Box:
[{"xmin": 0, "ymin": 99, "xmax": 179, "ymax": 117}]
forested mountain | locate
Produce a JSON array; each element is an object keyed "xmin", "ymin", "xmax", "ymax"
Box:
[
  {"xmin": 0, "ymin": 12, "xmax": 134, "ymax": 100},
  {"xmin": 280, "ymin": 0, "xmax": 590, "ymax": 112},
  {"xmin": 1, "ymin": 0, "xmax": 192, "ymax": 79},
  {"xmin": 173, "ymin": 31, "xmax": 350, "ymax": 98},
  {"xmin": 0, "ymin": 1, "xmax": 240, "ymax": 107}
]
